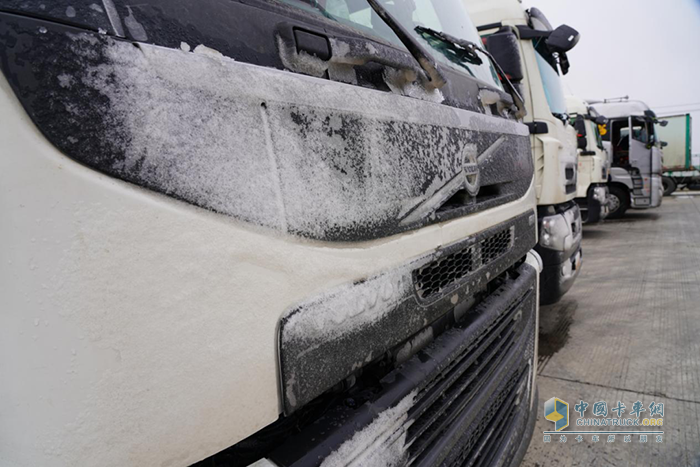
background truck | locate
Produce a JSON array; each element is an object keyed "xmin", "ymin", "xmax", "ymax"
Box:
[
  {"xmin": 589, "ymin": 99, "xmax": 664, "ymax": 218},
  {"xmin": 566, "ymin": 96, "xmax": 611, "ymax": 223},
  {"xmin": 0, "ymin": 1, "xmax": 541, "ymax": 466},
  {"xmin": 658, "ymin": 114, "xmax": 696, "ymax": 195},
  {"xmin": 466, "ymin": 0, "xmax": 583, "ymax": 305}
]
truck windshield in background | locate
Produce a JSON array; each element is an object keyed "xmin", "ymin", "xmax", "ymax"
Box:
[
  {"xmin": 280, "ymin": 0, "xmax": 502, "ymax": 87},
  {"xmin": 534, "ymin": 44, "xmax": 568, "ymax": 120}
]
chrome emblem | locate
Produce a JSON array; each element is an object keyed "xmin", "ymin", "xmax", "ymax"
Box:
[
  {"xmin": 399, "ymin": 136, "xmax": 506, "ymax": 226},
  {"xmin": 462, "ymin": 149, "xmax": 481, "ymax": 197}
]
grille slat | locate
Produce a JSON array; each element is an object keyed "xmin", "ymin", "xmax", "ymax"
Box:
[
  {"xmin": 459, "ymin": 371, "xmax": 526, "ymax": 467},
  {"xmin": 414, "ymin": 228, "xmax": 513, "ymax": 300},
  {"xmin": 406, "ymin": 287, "xmax": 534, "ymax": 467},
  {"xmin": 407, "ymin": 305, "xmax": 521, "ymax": 453}
]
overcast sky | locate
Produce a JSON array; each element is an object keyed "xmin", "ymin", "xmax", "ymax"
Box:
[{"xmin": 522, "ymin": 0, "xmax": 700, "ymax": 154}]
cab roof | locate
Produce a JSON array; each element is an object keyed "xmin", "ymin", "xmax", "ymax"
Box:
[
  {"xmin": 588, "ymin": 100, "xmax": 654, "ymax": 119},
  {"xmin": 463, "ymin": 0, "xmax": 528, "ymax": 29},
  {"xmin": 565, "ymin": 95, "xmax": 589, "ymax": 116}
]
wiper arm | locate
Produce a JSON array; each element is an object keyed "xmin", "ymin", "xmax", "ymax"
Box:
[
  {"xmin": 365, "ymin": 0, "xmax": 446, "ymax": 90},
  {"xmin": 414, "ymin": 26, "xmax": 483, "ymax": 65},
  {"xmin": 414, "ymin": 27, "xmax": 526, "ymax": 118}
]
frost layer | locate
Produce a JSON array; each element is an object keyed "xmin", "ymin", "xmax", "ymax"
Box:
[
  {"xmin": 67, "ymin": 36, "xmax": 527, "ymax": 241},
  {"xmin": 320, "ymin": 391, "xmax": 416, "ymax": 467},
  {"xmin": 283, "ymin": 266, "xmax": 411, "ymax": 344}
]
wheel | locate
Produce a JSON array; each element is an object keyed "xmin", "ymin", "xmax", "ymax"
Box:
[
  {"xmin": 607, "ymin": 185, "xmax": 630, "ymax": 219},
  {"xmin": 662, "ymin": 176, "xmax": 677, "ymax": 196}
]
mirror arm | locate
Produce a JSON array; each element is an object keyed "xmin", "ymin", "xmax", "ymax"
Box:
[{"xmin": 474, "ymin": 46, "xmax": 527, "ymax": 119}]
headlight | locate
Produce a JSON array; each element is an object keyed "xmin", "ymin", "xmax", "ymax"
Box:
[
  {"xmin": 539, "ymin": 214, "xmax": 570, "ymax": 252},
  {"xmin": 592, "ymin": 187, "xmax": 607, "ymax": 203}
]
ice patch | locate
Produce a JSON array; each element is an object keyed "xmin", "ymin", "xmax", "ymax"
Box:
[
  {"xmin": 193, "ymin": 44, "xmax": 225, "ymax": 59},
  {"xmin": 66, "ymin": 6, "xmax": 76, "ymax": 18},
  {"xmin": 180, "ymin": 42, "xmax": 191, "ymax": 53},
  {"xmin": 124, "ymin": 6, "xmax": 148, "ymax": 42},
  {"xmin": 283, "ymin": 266, "xmax": 411, "ymax": 344},
  {"xmin": 320, "ymin": 391, "xmax": 416, "ymax": 467},
  {"xmin": 90, "ymin": 3, "xmax": 104, "ymax": 13},
  {"xmin": 57, "ymin": 73, "xmax": 74, "ymax": 88}
]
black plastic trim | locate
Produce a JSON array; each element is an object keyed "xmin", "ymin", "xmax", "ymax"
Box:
[
  {"xmin": 278, "ymin": 211, "xmax": 536, "ymax": 413},
  {"xmin": 272, "ymin": 261, "xmax": 537, "ymax": 467}
]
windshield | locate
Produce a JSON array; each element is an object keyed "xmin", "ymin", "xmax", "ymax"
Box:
[
  {"xmin": 589, "ymin": 121, "xmax": 604, "ymax": 150},
  {"xmin": 278, "ymin": 0, "xmax": 502, "ymax": 88},
  {"xmin": 533, "ymin": 44, "xmax": 568, "ymax": 119}
]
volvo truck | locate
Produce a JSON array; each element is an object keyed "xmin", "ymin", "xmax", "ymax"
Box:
[
  {"xmin": 589, "ymin": 99, "xmax": 664, "ymax": 218},
  {"xmin": 0, "ymin": 1, "xmax": 541, "ymax": 466},
  {"xmin": 658, "ymin": 114, "xmax": 695, "ymax": 195},
  {"xmin": 465, "ymin": 0, "xmax": 583, "ymax": 305},
  {"xmin": 566, "ymin": 96, "xmax": 611, "ymax": 223}
]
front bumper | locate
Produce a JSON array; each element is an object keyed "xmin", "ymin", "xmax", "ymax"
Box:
[
  {"xmin": 535, "ymin": 203, "xmax": 583, "ymax": 305},
  {"xmin": 260, "ymin": 260, "xmax": 539, "ymax": 467},
  {"xmin": 576, "ymin": 184, "xmax": 609, "ymax": 224}
]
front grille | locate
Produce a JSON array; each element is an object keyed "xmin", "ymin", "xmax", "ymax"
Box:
[
  {"xmin": 266, "ymin": 261, "xmax": 537, "ymax": 467},
  {"xmin": 406, "ymin": 287, "xmax": 535, "ymax": 466},
  {"xmin": 414, "ymin": 228, "xmax": 514, "ymax": 300},
  {"xmin": 447, "ymin": 370, "xmax": 528, "ymax": 467}
]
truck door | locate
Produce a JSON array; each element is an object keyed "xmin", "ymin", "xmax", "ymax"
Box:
[{"xmin": 628, "ymin": 116, "xmax": 653, "ymax": 205}]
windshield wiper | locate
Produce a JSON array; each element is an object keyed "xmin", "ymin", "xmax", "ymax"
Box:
[
  {"xmin": 365, "ymin": 0, "xmax": 446, "ymax": 90},
  {"xmin": 414, "ymin": 26, "xmax": 483, "ymax": 66},
  {"xmin": 415, "ymin": 26, "xmax": 526, "ymax": 118}
]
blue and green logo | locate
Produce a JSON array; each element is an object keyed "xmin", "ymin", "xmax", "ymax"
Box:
[{"xmin": 545, "ymin": 397, "xmax": 569, "ymax": 431}]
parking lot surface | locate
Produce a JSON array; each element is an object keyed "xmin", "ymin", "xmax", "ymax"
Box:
[{"xmin": 523, "ymin": 194, "xmax": 700, "ymax": 466}]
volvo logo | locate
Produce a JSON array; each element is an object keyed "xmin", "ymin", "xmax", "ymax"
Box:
[
  {"xmin": 399, "ymin": 136, "xmax": 505, "ymax": 226},
  {"xmin": 462, "ymin": 149, "xmax": 481, "ymax": 197}
]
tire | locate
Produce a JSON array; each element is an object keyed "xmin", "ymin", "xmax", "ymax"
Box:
[
  {"xmin": 662, "ymin": 176, "xmax": 677, "ymax": 196},
  {"xmin": 607, "ymin": 185, "xmax": 630, "ymax": 219}
]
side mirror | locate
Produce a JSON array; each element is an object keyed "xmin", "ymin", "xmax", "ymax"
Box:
[
  {"xmin": 593, "ymin": 116, "xmax": 607, "ymax": 125},
  {"xmin": 661, "ymin": 141, "xmax": 669, "ymax": 148},
  {"xmin": 485, "ymin": 31, "xmax": 524, "ymax": 82},
  {"xmin": 659, "ymin": 120, "xmax": 669, "ymax": 127},
  {"xmin": 573, "ymin": 115, "xmax": 588, "ymax": 150},
  {"xmin": 546, "ymin": 24, "xmax": 580, "ymax": 54}
]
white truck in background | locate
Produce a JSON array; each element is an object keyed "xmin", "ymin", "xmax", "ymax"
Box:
[
  {"xmin": 589, "ymin": 99, "xmax": 665, "ymax": 218},
  {"xmin": 658, "ymin": 114, "xmax": 696, "ymax": 195},
  {"xmin": 466, "ymin": 0, "xmax": 583, "ymax": 305},
  {"xmin": 566, "ymin": 96, "xmax": 611, "ymax": 223},
  {"xmin": 0, "ymin": 1, "xmax": 541, "ymax": 466}
]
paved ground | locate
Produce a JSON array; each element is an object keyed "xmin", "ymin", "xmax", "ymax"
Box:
[{"xmin": 522, "ymin": 194, "xmax": 700, "ymax": 467}]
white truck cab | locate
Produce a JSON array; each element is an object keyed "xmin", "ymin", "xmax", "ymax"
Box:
[
  {"xmin": 0, "ymin": 1, "xmax": 541, "ymax": 466},
  {"xmin": 566, "ymin": 96, "xmax": 611, "ymax": 223},
  {"xmin": 589, "ymin": 99, "xmax": 664, "ymax": 218},
  {"xmin": 465, "ymin": 0, "xmax": 583, "ymax": 305}
]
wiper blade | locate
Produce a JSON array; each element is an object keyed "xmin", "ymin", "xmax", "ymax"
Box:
[
  {"xmin": 365, "ymin": 0, "xmax": 446, "ymax": 90},
  {"xmin": 414, "ymin": 26, "xmax": 526, "ymax": 118},
  {"xmin": 414, "ymin": 26, "xmax": 483, "ymax": 66}
]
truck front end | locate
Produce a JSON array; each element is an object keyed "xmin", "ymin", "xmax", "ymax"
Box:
[
  {"xmin": 591, "ymin": 100, "xmax": 664, "ymax": 217},
  {"xmin": 0, "ymin": 1, "xmax": 540, "ymax": 466},
  {"xmin": 466, "ymin": 0, "xmax": 583, "ymax": 305},
  {"xmin": 567, "ymin": 96, "xmax": 610, "ymax": 223}
]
